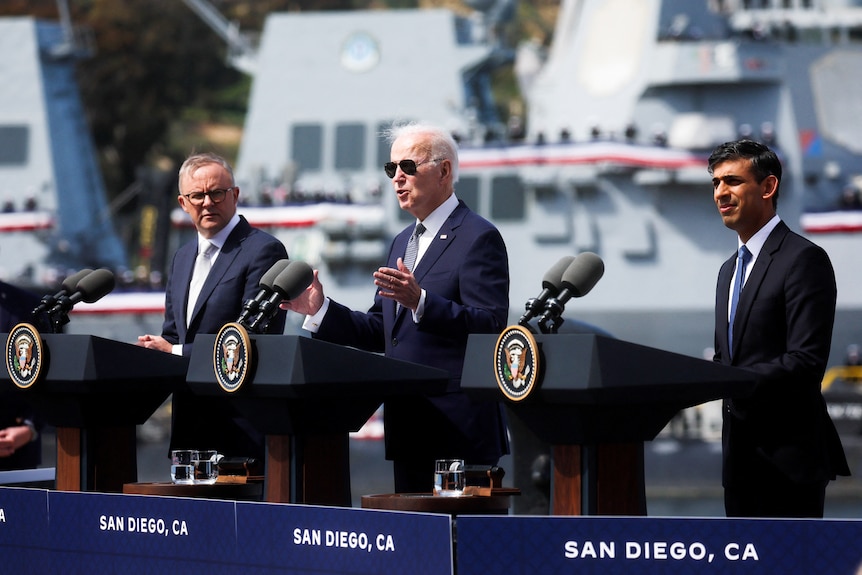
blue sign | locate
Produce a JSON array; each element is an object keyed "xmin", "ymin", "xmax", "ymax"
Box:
[
  {"xmin": 11, "ymin": 487, "xmax": 862, "ymax": 574},
  {"xmin": 48, "ymin": 490, "xmax": 237, "ymax": 574},
  {"xmin": 0, "ymin": 487, "xmax": 50, "ymax": 572},
  {"xmin": 456, "ymin": 515, "xmax": 862, "ymax": 574},
  {"xmin": 236, "ymin": 502, "xmax": 453, "ymax": 574},
  {"xmin": 0, "ymin": 488, "xmax": 454, "ymax": 574}
]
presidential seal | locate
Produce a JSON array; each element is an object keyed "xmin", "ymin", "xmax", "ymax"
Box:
[
  {"xmin": 214, "ymin": 322, "xmax": 252, "ymax": 393},
  {"xmin": 6, "ymin": 323, "xmax": 44, "ymax": 389},
  {"xmin": 493, "ymin": 325, "xmax": 540, "ymax": 402}
]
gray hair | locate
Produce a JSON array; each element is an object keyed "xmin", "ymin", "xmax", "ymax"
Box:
[
  {"xmin": 177, "ymin": 152, "xmax": 235, "ymax": 193},
  {"xmin": 383, "ymin": 122, "xmax": 460, "ymax": 183}
]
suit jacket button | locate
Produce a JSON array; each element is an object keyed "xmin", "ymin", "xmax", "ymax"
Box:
[{"xmin": 391, "ymin": 337, "xmax": 398, "ymax": 347}]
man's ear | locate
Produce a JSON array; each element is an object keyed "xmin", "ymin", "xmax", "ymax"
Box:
[
  {"xmin": 439, "ymin": 158, "xmax": 452, "ymax": 182},
  {"xmin": 761, "ymin": 174, "xmax": 778, "ymax": 201}
]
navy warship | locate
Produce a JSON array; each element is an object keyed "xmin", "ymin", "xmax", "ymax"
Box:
[{"xmin": 3, "ymin": 0, "xmax": 862, "ymax": 441}]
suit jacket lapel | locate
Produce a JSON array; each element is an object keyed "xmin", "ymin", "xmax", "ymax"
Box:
[
  {"xmin": 411, "ymin": 200, "xmax": 466, "ymax": 281},
  {"xmin": 730, "ymin": 221, "xmax": 788, "ymax": 358},
  {"xmin": 187, "ymin": 217, "xmax": 250, "ymax": 327},
  {"xmin": 392, "ymin": 200, "xmax": 466, "ymax": 324},
  {"xmin": 717, "ymin": 255, "xmax": 734, "ymax": 359},
  {"xmin": 175, "ymin": 243, "xmax": 197, "ymax": 338}
]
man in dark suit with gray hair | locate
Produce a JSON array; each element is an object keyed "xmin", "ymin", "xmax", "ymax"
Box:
[
  {"xmin": 138, "ymin": 152, "xmax": 287, "ymax": 461},
  {"xmin": 282, "ymin": 123, "xmax": 510, "ymax": 493}
]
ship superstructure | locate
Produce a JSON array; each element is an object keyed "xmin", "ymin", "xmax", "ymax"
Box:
[
  {"xmin": 0, "ymin": 17, "xmax": 126, "ymax": 288},
  {"xmin": 203, "ymin": 0, "xmax": 862, "ymax": 365}
]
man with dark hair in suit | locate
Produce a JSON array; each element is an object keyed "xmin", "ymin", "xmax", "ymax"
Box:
[
  {"xmin": 0, "ymin": 280, "xmax": 42, "ymax": 470},
  {"xmin": 138, "ymin": 152, "xmax": 287, "ymax": 461},
  {"xmin": 709, "ymin": 139, "xmax": 849, "ymax": 517},
  {"xmin": 282, "ymin": 122, "xmax": 510, "ymax": 493}
]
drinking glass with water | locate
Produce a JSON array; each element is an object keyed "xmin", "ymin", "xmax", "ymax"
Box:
[{"xmin": 433, "ymin": 459, "xmax": 465, "ymax": 496}]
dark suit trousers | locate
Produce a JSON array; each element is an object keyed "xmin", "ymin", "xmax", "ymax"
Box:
[{"xmin": 724, "ymin": 462, "xmax": 828, "ymax": 518}]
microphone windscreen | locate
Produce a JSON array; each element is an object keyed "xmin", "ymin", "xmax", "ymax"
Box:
[
  {"xmin": 76, "ymin": 268, "xmax": 116, "ymax": 303},
  {"xmin": 61, "ymin": 269, "xmax": 94, "ymax": 294},
  {"xmin": 561, "ymin": 252, "xmax": 604, "ymax": 297},
  {"xmin": 272, "ymin": 261, "xmax": 314, "ymax": 300},
  {"xmin": 260, "ymin": 259, "xmax": 291, "ymax": 289},
  {"xmin": 541, "ymin": 256, "xmax": 576, "ymax": 291}
]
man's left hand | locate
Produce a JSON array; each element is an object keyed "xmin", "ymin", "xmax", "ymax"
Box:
[{"xmin": 374, "ymin": 258, "xmax": 421, "ymax": 310}]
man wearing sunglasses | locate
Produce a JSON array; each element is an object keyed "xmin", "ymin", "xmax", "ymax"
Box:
[
  {"xmin": 282, "ymin": 123, "xmax": 510, "ymax": 493},
  {"xmin": 138, "ymin": 152, "xmax": 288, "ymax": 462}
]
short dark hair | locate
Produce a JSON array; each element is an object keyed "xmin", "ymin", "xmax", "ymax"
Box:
[{"xmin": 708, "ymin": 139, "xmax": 782, "ymax": 207}]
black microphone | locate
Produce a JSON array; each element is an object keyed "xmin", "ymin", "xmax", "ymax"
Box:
[
  {"xmin": 32, "ymin": 268, "xmax": 94, "ymax": 316},
  {"xmin": 518, "ymin": 256, "xmax": 576, "ymax": 326},
  {"xmin": 48, "ymin": 268, "xmax": 116, "ymax": 316},
  {"xmin": 538, "ymin": 252, "xmax": 604, "ymax": 329},
  {"xmin": 236, "ymin": 259, "xmax": 291, "ymax": 327},
  {"xmin": 246, "ymin": 261, "xmax": 314, "ymax": 332}
]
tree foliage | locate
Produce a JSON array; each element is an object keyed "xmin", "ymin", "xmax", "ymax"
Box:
[
  {"xmin": 2, "ymin": 0, "xmax": 327, "ymax": 198},
  {"xmin": 1, "ymin": 0, "xmax": 547, "ymax": 202}
]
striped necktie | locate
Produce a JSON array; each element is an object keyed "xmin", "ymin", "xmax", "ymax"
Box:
[
  {"xmin": 397, "ymin": 223, "xmax": 425, "ymax": 314},
  {"xmin": 403, "ymin": 222, "xmax": 426, "ymax": 272}
]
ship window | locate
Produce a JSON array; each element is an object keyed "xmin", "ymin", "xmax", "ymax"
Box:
[
  {"xmin": 0, "ymin": 125, "xmax": 29, "ymax": 165},
  {"xmin": 335, "ymin": 123, "xmax": 365, "ymax": 170},
  {"xmin": 457, "ymin": 176, "xmax": 480, "ymax": 213},
  {"xmin": 490, "ymin": 175, "xmax": 525, "ymax": 221},
  {"xmin": 291, "ymin": 124, "xmax": 323, "ymax": 172}
]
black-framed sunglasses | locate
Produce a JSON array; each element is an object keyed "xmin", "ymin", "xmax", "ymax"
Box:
[
  {"xmin": 182, "ymin": 187, "xmax": 236, "ymax": 205},
  {"xmin": 384, "ymin": 158, "xmax": 442, "ymax": 179}
]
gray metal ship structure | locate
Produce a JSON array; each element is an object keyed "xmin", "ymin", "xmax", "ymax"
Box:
[
  {"xmin": 217, "ymin": 0, "xmax": 862, "ymax": 365},
  {"xmin": 3, "ymin": 0, "xmax": 862, "ymax": 438},
  {"xmin": 0, "ymin": 16, "xmax": 126, "ymax": 288}
]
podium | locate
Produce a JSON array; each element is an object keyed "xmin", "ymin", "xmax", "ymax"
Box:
[
  {"xmin": 1, "ymin": 334, "xmax": 188, "ymax": 493},
  {"xmin": 186, "ymin": 334, "xmax": 449, "ymax": 506},
  {"xmin": 461, "ymin": 333, "xmax": 756, "ymax": 516}
]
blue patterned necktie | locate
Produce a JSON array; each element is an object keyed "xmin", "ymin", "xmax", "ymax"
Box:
[
  {"xmin": 403, "ymin": 222, "xmax": 426, "ymax": 272},
  {"xmin": 728, "ymin": 245, "xmax": 752, "ymax": 357}
]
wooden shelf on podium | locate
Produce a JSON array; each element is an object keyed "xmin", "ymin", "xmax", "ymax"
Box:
[
  {"xmin": 122, "ymin": 480, "xmax": 263, "ymax": 501},
  {"xmin": 361, "ymin": 490, "xmax": 517, "ymax": 515}
]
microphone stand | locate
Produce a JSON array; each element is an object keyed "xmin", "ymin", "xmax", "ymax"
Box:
[
  {"xmin": 46, "ymin": 306, "xmax": 71, "ymax": 333},
  {"xmin": 537, "ymin": 315, "xmax": 563, "ymax": 334},
  {"xmin": 537, "ymin": 297, "xmax": 565, "ymax": 334}
]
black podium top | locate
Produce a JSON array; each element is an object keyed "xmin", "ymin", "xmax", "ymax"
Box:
[
  {"xmin": 1, "ymin": 333, "xmax": 188, "ymax": 428},
  {"xmin": 461, "ymin": 333, "xmax": 756, "ymax": 444},
  {"xmin": 186, "ymin": 334, "xmax": 449, "ymax": 436}
]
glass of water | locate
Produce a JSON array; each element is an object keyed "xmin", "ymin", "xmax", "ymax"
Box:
[
  {"xmin": 192, "ymin": 450, "xmax": 220, "ymax": 485},
  {"xmin": 433, "ymin": 459, "xmax": 465, "ymax": 497},
  {"xmin": 170, "ymin": 449, "xmax": 195, "ymax": 484}
]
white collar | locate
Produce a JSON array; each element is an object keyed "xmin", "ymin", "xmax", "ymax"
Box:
[
  {"xmin": 198, "ymin": 213, "xmax": 240, "ymax": 251},
  {"xmin": 415, "ymin": 194, "xmax": 458, "ymax": 238}
]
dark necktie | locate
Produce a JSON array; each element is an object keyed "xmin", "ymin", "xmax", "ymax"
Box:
[
  {"xmin": 403, "ymin": 222, "xmax": 426, "ymax": 272},
  {"xmin": 728, "ymin": 245, "xmax": 752, "ymax": 357}
]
